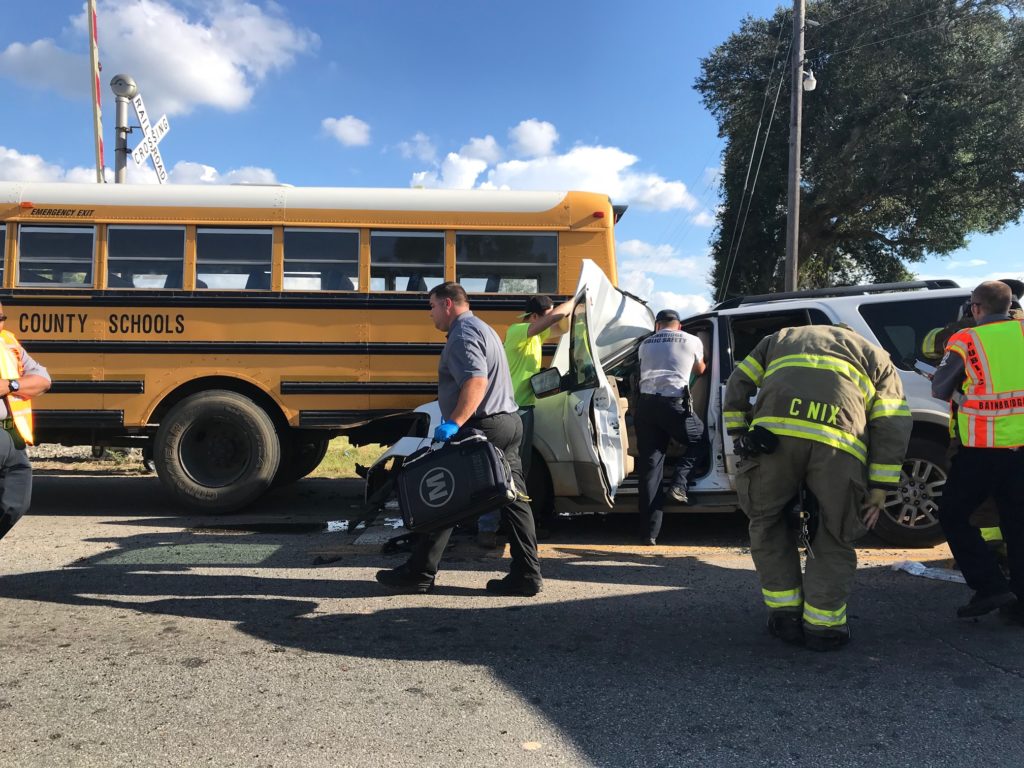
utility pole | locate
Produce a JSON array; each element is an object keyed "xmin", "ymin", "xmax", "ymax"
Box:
[
  {"xmin": 784, "ymin": 0, "xmax": 806, "ymax": 292},
  {"xmin": 110, "ymin": 74, "xmax": 138, "ymax": 183}
]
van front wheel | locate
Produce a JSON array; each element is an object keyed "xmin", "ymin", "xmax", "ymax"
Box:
[
  {"xmin": 154, "ymin": 390, "xmax": 281, "ymax": 513},
  {"xmin": 873, "ymin": 437, "xmax": 948, "ymax": 548}
]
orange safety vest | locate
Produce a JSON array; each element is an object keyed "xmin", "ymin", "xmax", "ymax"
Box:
[
  {"xmin": 0, "ymin": 330, "xmax": 34, "ymax": 445},
  {"xmin": 947, "ymin": 320, "xmax": 1024, "ymax": 448}
]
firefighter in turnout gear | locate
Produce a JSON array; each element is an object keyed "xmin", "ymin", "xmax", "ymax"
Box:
[
  {"xmin": 724, "ymin": 324, "xmax": 912, "ymax": 651},
  {"xmin": 931, "ymin": 281, "xmax": 1024, "ymax": 622}
]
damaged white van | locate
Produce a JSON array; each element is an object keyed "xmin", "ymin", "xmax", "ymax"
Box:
[{"xmin": 361, "ymin": 260, "xmax": 970, "ymax": 547}]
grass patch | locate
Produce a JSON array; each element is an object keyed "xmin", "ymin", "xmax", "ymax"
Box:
[{"xmin": 310, "ymin": 437, "xmax": 388, "ymax": 479}]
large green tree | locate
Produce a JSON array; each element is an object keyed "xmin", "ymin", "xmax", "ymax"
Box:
[{"xmin": 696, "ymin": 0, "xmax": 1024, "ymax": 300}]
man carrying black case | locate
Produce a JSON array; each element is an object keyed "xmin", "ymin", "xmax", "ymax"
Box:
[{"xmin": 375, "ymin": 283, "xmax": 543, "ymax": 596}]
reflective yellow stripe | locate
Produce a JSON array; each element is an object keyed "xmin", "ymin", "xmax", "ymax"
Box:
[
  {"xmin": 980, "ymin": 527, "xmax": 1003, "ymax": 543},
  {"xmin": 803, "ymin": 601, "xmax": 847, "ymax": 627},
  {"xmin": 869, "ymin": 398, "xmax": 911, "ymax": 420},
  {"xmin": 750, "ymin": 417, "xmax": 868, "ymax": 463},
  {"xmin": 737, "ymin": 356, "xmax": 764, "ymax": 385},
  {"xmin": 724, "ymin": 410, "xmax": 749, "ymax": 430},
  {"xmin": 763, "ymin": 587, "xmax": 802, "ymax": 609},
  {"xmin": 868, "ymin": 463, "xmax": 902, "ymax": 485},
  {"xmin": 764, "ymin": 354, "xmax": 875, "ymax": 404}
]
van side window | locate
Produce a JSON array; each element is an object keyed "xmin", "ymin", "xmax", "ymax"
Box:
[
  {"xmin": 107, "ymin": 226, "xmax": 186, "ymax": 289},
  {"xmin": 196, "ymin": 228, "xmax": 273, "ymax": 290},
  {"xmin": 369, "ymin": 231, "xmax": 444, "ymax": 292},
  {"xmin": 455, "ymin": 232, "xmax": 557, "ymax": 293},
  {"xmin": 17, "ymin": 225, "xmax": 95, "ymax": 287},
  {"xmin": 858, "ymin": 297, "xmax": 966, "ymax": 370},
  {"xmin": 283, "ymin": 229, "xmax": 358, "ymax": 291},
  {"xmin": 727, "ymin": 310, "xmax": 812, "ymax": 370}
]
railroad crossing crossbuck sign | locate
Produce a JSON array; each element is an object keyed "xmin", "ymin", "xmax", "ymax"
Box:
[{"xmin": 130, "ymin": 93, "xmax": 170, "ymax": 183}]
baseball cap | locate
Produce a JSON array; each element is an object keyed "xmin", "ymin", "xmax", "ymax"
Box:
[
  {"xmin": 655, "ymin": 309, "xmax": 680, "ymax": 324},
  {"xmin": 521, "ymin": 295, "xmax": 554, "ymax": 318}
]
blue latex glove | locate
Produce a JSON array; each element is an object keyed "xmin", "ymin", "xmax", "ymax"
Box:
[{"xmin": 433, "ymin": 420, "xmax": 459, "ymax": 442}]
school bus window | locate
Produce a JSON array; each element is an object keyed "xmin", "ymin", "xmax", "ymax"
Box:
[
  {"xmin": 283, "ymin": 228, "xmax": 358, "ymax": 291},
  {"xmin": 456, "ymin": 232, "xmax": 557, "ymax": 294},
  {"xmin": 107, "ymin": 226, "xmax": 186, "ymax": 289},
  {"xmin": 196, "ymin": 227, "xmax": 273, "ymax": 290},
  {"xmin": 369, "ymin": 231, "xmax": 444, "ymax": 292},
  {"xmin": 17, "ymin": 225, "xmax": 95, "ymax": 287}
]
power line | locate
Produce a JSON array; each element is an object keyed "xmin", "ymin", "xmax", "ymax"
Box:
[
  {"xmin": 715, "ymin": 18, "xmax": 790, "ymax": 302},
  {"xmin": 717, "ymin": 42, "xmax": 791, "ymax": 303}
]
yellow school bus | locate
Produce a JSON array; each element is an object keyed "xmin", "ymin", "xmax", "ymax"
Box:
[{"xmin": 0, "ymin": 181, "xmax": 622, "ymax": 511}]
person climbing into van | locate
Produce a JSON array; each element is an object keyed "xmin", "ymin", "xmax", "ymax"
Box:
[{"xmin": 635, "ymin": 309, "xmax": 707, "ymax": 545}]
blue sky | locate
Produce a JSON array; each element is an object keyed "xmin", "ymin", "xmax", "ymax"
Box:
[{"xmin": 1, "ymin": 0, "xmax": 1021, "ymax": 313}]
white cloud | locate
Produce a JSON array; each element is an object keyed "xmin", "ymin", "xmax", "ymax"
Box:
[
  {"xmin": 619, "ymin": 269, "xmax": 710, "ymax": 318},
  {"xmin": 693, "ymin": 210, "xmax": 716, "ymax": 227},
  {"xmin": 944, "ymin": 259, "xmax": 988, "ymax": 269},
  {"xmin": 0, "ymin": 0, "xmax": 317, "ymax": 116},
  {"xmin": 0, "ymin": 39, "xmax": 83, "ymax": 99},
  {"xmin": 0, "ymin": 145, "xmax": 276, "ymax": 185},
  {"xmin": 459, "ymin": 135, "xmax": 501, "ymax": 164},
  {"xmin": 398, "ymin": 132, "xmax": 437, "ymax": 163},
  {"xmin": 167, "ymin": 161, "xmax": 277, "ymax": 185},
  {"xmin": 486, "ymin": 146, "xmax": 696, "ymax": 211},
  {"xmin": 915, "ymin": 269, "xmax": 1024, "ymax": 288},
  {"xmin": 322, "ymin": 116, "xmax": 371, "ymax": 147},
  {"xmin": 407, "ymin": 121, "xmax": 697, "ymax": 211},
  {"xmin": 617, "ymin": 239, "xmax": 709, "ymax": 279},
  {"xmin": 509, "ymin": 119, "xmax": 559, "ymax": 158},
  {"xmin": 0, "ymin": 145, "xmax": 69, "ymax": 181},
  {"xmin": 412, "ymin": 153, "xmax": 487, "ymax": 189}
]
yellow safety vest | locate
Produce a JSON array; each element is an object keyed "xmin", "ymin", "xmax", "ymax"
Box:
[
  {"xmin": 0, "ymin": 330, "xmax": 34, "ymax": 445},
  {"xmin": 947, "ymin": 320, "xmax": 1024, "ymax": 448}
]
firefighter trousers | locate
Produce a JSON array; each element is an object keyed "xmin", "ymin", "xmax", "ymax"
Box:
[{"xmin": 734, "ymin": 435, "xmax": 869, "ymax": 635}]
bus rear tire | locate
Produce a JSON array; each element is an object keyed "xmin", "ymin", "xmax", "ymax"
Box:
[
  {"xmin": 154, "ymin": 390, "xmax": 281, "ymax": 513},
  {"xmin": 274, "ymin": 432, "xmax": 331, "ymax": 487}
]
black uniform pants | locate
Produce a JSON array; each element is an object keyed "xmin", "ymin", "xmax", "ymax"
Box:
[
  {"xmin": 0, "ymin": 429, "xmax": 33, "ymax": 542},
  {"xmin": 937, "ymin": 446, "xmax": 1024, "ymax": 597},
  {"xmin": 406, "ymin": 412, "xmax": 542, "ymax": 586},
  {"xmin": 635, "ymin": 393, "xmax": 707, "ymax": 540}
]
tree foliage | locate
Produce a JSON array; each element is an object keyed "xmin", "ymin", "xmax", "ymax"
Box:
[{"xmin": 696, "ymin": 0, "xmax": 1024, "ymax": 300}]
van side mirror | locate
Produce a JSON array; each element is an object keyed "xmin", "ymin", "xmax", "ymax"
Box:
[{"xmin": 530, "ymin": 367, "xmax": 563, "ymax": 398}]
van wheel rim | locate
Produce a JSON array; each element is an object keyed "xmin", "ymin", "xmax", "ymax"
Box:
[{"xmin": 883, "ymin": 458, "xmax": 946, "ymax": 529}]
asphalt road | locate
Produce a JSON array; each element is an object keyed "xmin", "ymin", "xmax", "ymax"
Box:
[{"xmin": 1, "ymin": 473, "xmax": 1022, "ymax": 768}]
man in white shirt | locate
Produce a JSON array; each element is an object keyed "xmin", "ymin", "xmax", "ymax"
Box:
[{"xmin": 635, "ymin": 309, "xmax": 707, "ymax": 544}]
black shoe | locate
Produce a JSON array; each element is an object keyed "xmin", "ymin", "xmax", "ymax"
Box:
[
  {"xmin": 668, "ymin": 486, "xmax": 688, "ymax": 504},
  {"xmin": 375, "ymin": 565, "xmax": 435, "ymax": 594},
  {"xmin": 805, "ymin": 628, "xmax": 851, "ymax": 652},
  {"xmin": 956, "ymin": 589, "xmax": 1015, "ymax": 618},
  {"xmin": 645, "ymin": 537, "xmax": 657, "ymax": 546},
  {"xmin": 766, "ymin": 613, "xmax": 804, "ymax": 646},
  {"xmin": 999, "ymin": 599, "xmax": 1024, "ymax": 626},
  {"xmin": 485, "ymin": 575, "xmax": 542, "ymax": 597}
]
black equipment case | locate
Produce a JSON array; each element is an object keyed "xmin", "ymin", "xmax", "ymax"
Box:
[{"xmin": 396, "ymin": 434, "xmax": 517, "ymax": 532}]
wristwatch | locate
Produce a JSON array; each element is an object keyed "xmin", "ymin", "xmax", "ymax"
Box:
[{"xmin": 8, "ymin": 379, "xmax": 19, "ymax": 393}]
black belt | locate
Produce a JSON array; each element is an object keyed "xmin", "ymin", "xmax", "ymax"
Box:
[{"xmin": 640, "ymin": 392, "xmax": 688, "ymax": 401}]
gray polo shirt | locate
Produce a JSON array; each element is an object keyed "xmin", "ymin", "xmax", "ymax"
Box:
[
  {"xmin": 438, "ymin": 311, "xmax": 518, "ymax": 421},
  {"xmin": 638, "ymin": 329, "xmax": 703, "ymax": 397}
]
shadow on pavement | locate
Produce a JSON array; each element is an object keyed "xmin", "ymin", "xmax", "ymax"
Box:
[{"xmin": 2, "ymin": 520, "xmax": 1023, "ymax": 766}]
